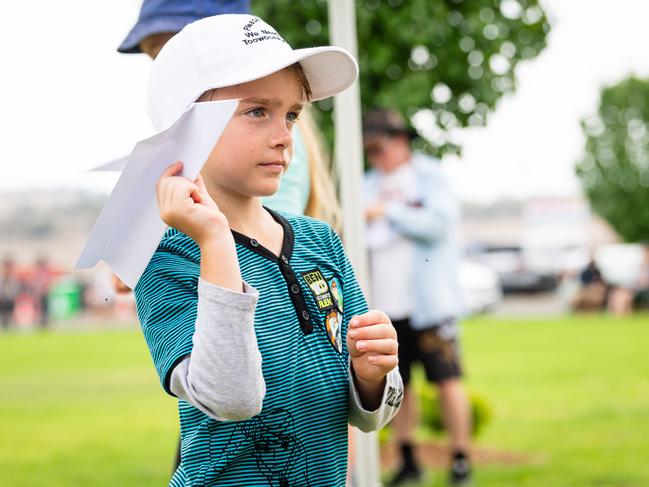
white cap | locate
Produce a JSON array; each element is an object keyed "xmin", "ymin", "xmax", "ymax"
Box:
[{"xmin": 147, "ymin": 14, "xmax": 359, "ymax": 132}]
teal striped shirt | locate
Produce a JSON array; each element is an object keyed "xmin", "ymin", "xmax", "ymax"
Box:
[{"xmin": 135, "ymin": 209, "xmax": 369, "ymax": 486}]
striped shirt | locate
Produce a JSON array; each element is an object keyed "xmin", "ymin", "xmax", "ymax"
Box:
[{"xmin": 135, "ymin": 210, "xmax": 371, "ymax": 486}]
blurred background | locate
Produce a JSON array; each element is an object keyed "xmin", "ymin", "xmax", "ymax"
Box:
[{"xmin": 1, "ymin": 1, "xmax": 648, "ymax": 486}]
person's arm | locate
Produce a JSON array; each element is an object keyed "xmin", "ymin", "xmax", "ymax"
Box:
[
  {"xmin": 157, "ymin": 162, "xmax": 242, "ymax": 292},
  {"xmin": 135, "ymin": 161, "xmax": 266, "ymax": 421},
  {"xmin": 384, "ymin": 176, "xmax": 458, "ymax": 244},
  {"xmin": 348, "ymin": 365, "xmax": 403, "ymax": 432},
  {"xmin": 170, "ymin": 278, "xmax": 264, "ymax": 421},
  {"xmin": 135, "ymin": 248, "xmax": 265, "ymax": 421}
]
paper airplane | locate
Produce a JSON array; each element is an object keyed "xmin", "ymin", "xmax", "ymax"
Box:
[{"xmin": 75, "ymin": 99, "xmax": 237, "ymax": 289}]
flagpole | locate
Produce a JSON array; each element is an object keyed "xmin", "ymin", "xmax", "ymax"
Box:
[{"xmin": 328, "ymin": 1, "xmax": 382, "ymax": 486}]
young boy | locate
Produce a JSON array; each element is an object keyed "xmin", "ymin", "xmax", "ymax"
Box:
[{"xmin": 134, "ymin": 14, "xmax": 402, "ymax": 486}]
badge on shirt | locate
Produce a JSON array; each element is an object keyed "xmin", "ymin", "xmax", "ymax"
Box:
[
  {"xmin": 301, "ymin": 269, "xmax": 336, "ymax": 311},
  {"xmin": 325, "ymin": 308, "xmax": 343, "ymax": 353},
  {"xmin": 327, "ymin": 276, "xmax": 343, "ymax": 313}
]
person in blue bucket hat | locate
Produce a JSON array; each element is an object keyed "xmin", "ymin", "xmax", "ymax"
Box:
[{"xmin": 118, "ymin": 0, "xmax": 251, "ymax": 56}]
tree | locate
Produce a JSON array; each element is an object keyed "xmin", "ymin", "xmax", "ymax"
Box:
[
  {"xmin": 252, "ymin": 0, "xmax": 550, "ymax": 156},
  {"xmin": 576, "ymin": 77, "xmax": 649, "ymax": 243}
]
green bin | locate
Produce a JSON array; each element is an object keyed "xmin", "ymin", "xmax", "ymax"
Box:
[{"xmin": 48, "ymin": 279, "xmax": 82, "ymax": 320}]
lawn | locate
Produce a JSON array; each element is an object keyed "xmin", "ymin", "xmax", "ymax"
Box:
[
  {"xmin": 457, "ymin": 313, "xmax": 649, "ymax": 487},
  {"xmin": 1, "ymin": 314, "xmax": 648, "ymax": 486},
  {"xmin": 0, "ymin": 329, "xmax": 178, "ymax": 486}
]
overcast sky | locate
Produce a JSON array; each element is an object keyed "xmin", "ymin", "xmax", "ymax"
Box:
[{"xmin": 2, "ymin": 0, "xmax": 648, "ymax": 203}]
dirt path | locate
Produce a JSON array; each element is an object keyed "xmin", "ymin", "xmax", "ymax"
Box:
[{"xmin": 380, "ymin": 440, "xmax": 531, "ymax": 471}]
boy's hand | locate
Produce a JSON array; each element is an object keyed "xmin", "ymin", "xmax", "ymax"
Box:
[
  {"xmin": 156, "ymin": 161, "xmax": 230, "ymax": 245},
  {"xmin": 347, "ymin": 309, "xmax": 398, "ymax": 384}
]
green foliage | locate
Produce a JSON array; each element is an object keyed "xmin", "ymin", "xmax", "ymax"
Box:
[
  {"xmin": 418, "ymin": 384, "xmax": 492, "ymax": 437},
  {"xmin": 252, "ymin": 0, "xmax": 550, "ymax": 156},
  {"xmin": 576, "ymin": 76, "xmax": 649, "ymax": 242},
  {"xmin": 411, "ymin": 365, "xmax": 492, "ymax": 437}
]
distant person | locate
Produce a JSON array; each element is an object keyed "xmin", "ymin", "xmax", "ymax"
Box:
[
  {"xmin": 29, "ymin": 256, "xmax": 55, "ymax": 329},
  {"xmin": 636, "ymin": 245, "xmax": 649, "ymax": 308},
  {"xmin": 0, "ymin": 257, "xmax": 21, "ymax": 330},
  {"xmin": 363, "ymin": 109, "xmax": 472, "ymax": 486},
  {"xmin": 571, "ymin": 258, "xmax": 607, "ymax": 312},
  {"xmin": 608, "ymin": 245, "xmax": 649, "ymax": 315}
]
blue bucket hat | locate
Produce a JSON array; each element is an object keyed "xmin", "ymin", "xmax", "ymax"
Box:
[{"xmin": 118, "ymin": 0, "xmax": 250, "ymax": 53}]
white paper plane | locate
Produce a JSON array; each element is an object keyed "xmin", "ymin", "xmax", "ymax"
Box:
[{"xmin": 75, "ymin": 99, "xmax": 238, "ymax": 289}]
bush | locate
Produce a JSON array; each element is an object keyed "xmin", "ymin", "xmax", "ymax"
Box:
[{"xmin": 417, "ymin": 375, "xmax": 492, "ymax": 437}]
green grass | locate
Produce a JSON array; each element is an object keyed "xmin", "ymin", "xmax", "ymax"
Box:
[
  {"xmin": 0, "ymin": 329, "xmax": 178, "ymax": 486},
  {"xmin": 457, "ymin": 313, "xmax": 649, "ymax": 487},
  {"xmin": 1, "ymin": 315, "xmax": 648, "ymax": 486}
]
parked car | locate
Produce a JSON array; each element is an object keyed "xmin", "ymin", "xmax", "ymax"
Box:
[
  {"xmin": 472, "ymin": 245, "xmax": 558, "ymax": 293},
  {"xmin": 458, "ymin": 260, "xmax": 502, "ymax": 314}
]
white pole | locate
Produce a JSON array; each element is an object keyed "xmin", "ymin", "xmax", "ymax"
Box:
[{"xmin": 327, "ymin": 2, "xmax": 382, "ymax": 486}]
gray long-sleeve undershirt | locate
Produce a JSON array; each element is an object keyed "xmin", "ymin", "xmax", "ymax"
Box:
[
  {"xmin": 170, "ymin": 278, "xmax": 264, "ymax": 421},
  {"xmin": 170, "ymin": 278, "xmax": 403, "ymax": 429}
]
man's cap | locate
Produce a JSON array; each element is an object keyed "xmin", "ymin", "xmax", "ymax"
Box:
[
  {"xmin": 363, "ymin": 108, "xmax": 418, "ymax": 140},
  {"xmin": 117, "ymin": 0, "xmax": 251, "ymax": 54},
  {"xmin": 147, "ymin": 14, "xmax": 359, "ymax": 132}
]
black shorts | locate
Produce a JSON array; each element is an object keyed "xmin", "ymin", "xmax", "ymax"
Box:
[{"xmin": 394, "ymin": 317, "xmax": 463, "ymax": 386}]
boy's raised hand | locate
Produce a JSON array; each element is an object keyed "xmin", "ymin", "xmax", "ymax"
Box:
[
  {"xmin": 156, "ymin": 161, "xmax": 230, "ymax": 245},
  {"xmin": 347, "ymin": 309, "xmax": 399, "ymax": 384}
]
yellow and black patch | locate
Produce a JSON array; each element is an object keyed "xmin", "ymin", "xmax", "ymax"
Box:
[{"xmin": 301, "ymin": 269, "xmax": 336, "ymax": 311}]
